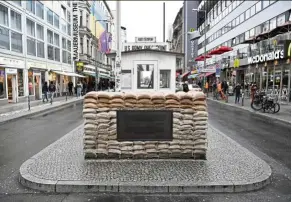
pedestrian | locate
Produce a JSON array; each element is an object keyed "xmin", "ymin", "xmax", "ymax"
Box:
[
  {"xmin": 42, "ymin": 81, "xmax": 49, "ymax": 102},
  {"xmin": 76, "ymin": 81, "xmax": 83, "ymax": 98},
  {"xmin": 182, "ymin": 81, "xmax": 189, "ymax": 92},
  {"xmin": 48, "ymin": 81, "xmax": 56, "ymax": 102},
  {"xmin": 68, "ymin": 81, "xmax": 73, "ymax": 96},
  {"xmin": 82, "ymin": 81, "xmax": 87, "ymax": 95},
  {"xmin": 234, "ymin": 83, "xmax": 241, "ymax": 104}
]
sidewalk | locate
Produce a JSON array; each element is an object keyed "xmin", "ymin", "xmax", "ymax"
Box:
[
  {"xmin": 0, "ymin": 96, "xmax": 84, "ymax": 124},
  {"xmin": 207, "ymin": 95, "xmax": 291, "ymax": 124}
]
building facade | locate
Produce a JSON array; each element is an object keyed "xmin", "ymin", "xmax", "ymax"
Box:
[
  {"xmin": 0, "ymin": 1, "xmax": 75, "ymax": 104},
  {"xmin": 196, "ymin": 0, "xmax": 291, "ymax": 96}
]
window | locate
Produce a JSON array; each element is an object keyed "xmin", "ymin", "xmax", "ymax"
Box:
[
  {"xmin": 249, "ymin": 28, "xmax": 255, "ymax": 37},
  {"xmin": 67, "ymin": 23, "xmax": 71, "ymax": 35},
  {"xmin": 47, "ymin": 9, "xmax": 53, "ymax": 25},
  {"xmin": 250, "ymin": 5, "xmax": 256, "ymax": 16},
  {"xmin": 263, "ymin": 1, "xmax": 269, "ymax": 8},
  {"xmin": 255, "ymin": 1, "xmax": 262, "ymax": 13},
  {"xmin": 10, "ymin": 10, "xmax": 21, "ymax": 31},
  {"xmin": 239, "ymin": 13, "xmax": 244, "ymax": 23},
  {"xmin": 61, "ymin": 5, "xmax": 66, "ymax": 19},
  {"xmin": 0, "ymin": 68, "xmax": 6, "ymax": 99},
  {"xmin": 47, "ymin": 45, "xmax": 54, "ymax": 60},
  {"xmin": 36, "ymin": 24, "xmax": 44, "ymax": 40},
  {"xmin": 62, "ymin": 37, "xmax": 66, "ymax": 49},
  {"xmin": 80, "ymin": 37, "xmax": 83, "ymax": 54},
  {"xmin": 27, "ymin": 37, "xmax": 36, "ymax": 56},
  {"xmin": 255, "ymin": 25, "xmax": 262, "ymax": 36},
  {"xmin": 26, "ymin": 19, "xmax": 35, "ymax": 37},
  {"xmin": 13, "ymin": 1, "xmax": 21, "ymax": 6},
  {"xmin": 0, "ymin": 4, "xmax": 8, "ymax": 26},
  {"xmin": 79, "ymin": 11, "xmax": 83, "ymax": 27},
  {"xmin": 26, "ymin": 1, "xmax": 35, "ymax": 14},
  {"xmin": 62, "ymin": 50, "xmax": 67, "ymax": 63},
  {"xmin": 37, "ymin": 41, "xmax": 44, "ymax": 57},
  {"xmin": 231, "ymin": 19, "xmax": 236, "ymax": 28},
  {"xmin": 54, "ymin": 48, "xmax": 60, "ymax": 61},
  {"xmin": 54, "ymin": 14, "xmax": 59, "ymax": 28},
  {"xmin": 137, "ymin": 64, "xmax": 154, "ymax": 89},
  {"xmin": 67, "ymin": 40, "xmax": 71, "ymax": 51},
  {"xmin": 0, "ymin": 26, "xmax": 9, "ymax": 50},
  {"xmin": 54, "ymin": 33, "xmax": 59, "ymax": 46},
  {"xmin": 47, "ymin": 30, "xmax": 53, "ymax": 44},
  {"xmin": 67, "ymin": 11, "xmax": 71, "ymax": 23},
  {"xmin": 160, "ymin": 70, "xmax": 170, "ymax": 89},
  {"xmin": 239, "ymin": 34, "xmax": 244, "ymax": 43},
  {"xmin": 270, "ymin": 17, "xmax": 276, "ymax": 30},
  {"xmin": 36, "ymin": 1, "xmax": 44, "ymax": 19},
  {"xmin": 262, "ymin": 21, "xmax": 270, "ymax": 32},
  {"xmin": 67, "ymin": 1, "xmax": 71, "ymax": 7},
  {"xmin": 11, "ymin": 32, "xmax": 22, "ymax": 53},
  {"xmin": 245, "ymin": 9, "xmax": 250, "ymax": 20},
  {"xmin": 17, "ymin": 69, "xmax": 24, "ymax": 96},
  {"xmin": 277, "ymin": 13, "xmax": 286, "ymax": 26},
  {"xmin": 61, "ymin": 19, "xmax": 66, "ymax": 33},
  {"xmin": 86, "ymin": 14, "xmax": 89, "ymax": 28},
  {"xmin": 235, "ymin": 16, "xmax": 240, "ymax": 26}
]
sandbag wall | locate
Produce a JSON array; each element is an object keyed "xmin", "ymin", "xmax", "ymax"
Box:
[{"xmin": 83, "ymin": 91, "xmax": 208, "ymax": 159}]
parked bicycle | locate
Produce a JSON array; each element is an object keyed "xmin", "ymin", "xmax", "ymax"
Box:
[{"xmin": 251, "ymin": 91, "xmax": 280, "ymax": 113}]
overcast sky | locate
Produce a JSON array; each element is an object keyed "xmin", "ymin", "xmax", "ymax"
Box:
[{"xmin": 107, "ymin": 1, "xmax": 183, "ymax": 42}]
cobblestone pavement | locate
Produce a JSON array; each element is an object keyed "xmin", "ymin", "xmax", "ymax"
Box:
[
  {"xmin": 19, "ymin": 124, "xmax": 271, "ymax": 193},
  {"xmin": 207, "ymin": 95, "xmax": 291, "ymax": 123},
  {"xmin": 0, "ymin": 97, "xmax": 83, "ymax": 124}
]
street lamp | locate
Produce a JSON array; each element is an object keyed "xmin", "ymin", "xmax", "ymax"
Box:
[
  {"xmin": 192, "ymin": 8, "xmax": 207, "ymax": 89},
  {"xmin": 94, "ymin": 19, "xmax": 111, "ymax": 91}
]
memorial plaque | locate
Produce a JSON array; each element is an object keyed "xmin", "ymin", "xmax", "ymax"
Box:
[{"xmin": 117, "ymin": 110, "xmax": 173, "ymax": 141}]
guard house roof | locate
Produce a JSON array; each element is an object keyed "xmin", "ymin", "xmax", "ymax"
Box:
[{"xmin": 106, "ymin": 49, "xmax": 185, "ymax": 57}]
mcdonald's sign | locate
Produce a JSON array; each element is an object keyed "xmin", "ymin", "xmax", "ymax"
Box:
[
  {"xmin": 284, "ymin": 40, "xmax": 291, "ymax": 58},
  {"xmin": 189, "ymin": 28, "xmax": 195, "ymax": 32},
  {"xmin": 233, "ymin": 58, "xmax": 240, "ymax": 68}
]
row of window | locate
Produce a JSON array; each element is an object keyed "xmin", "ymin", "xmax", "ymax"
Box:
[{"xmin": 198, "ymin": 11, "xmax": 290, "ymax": 57}]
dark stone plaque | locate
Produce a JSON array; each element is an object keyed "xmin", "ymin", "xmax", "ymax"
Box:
[{"xmin": 117, "ymin": 110, "xmax": 173, "ymax": 141}]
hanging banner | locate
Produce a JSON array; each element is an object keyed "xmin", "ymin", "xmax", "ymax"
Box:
[
  {"xmin": 216, "ymin": 68, "xmax": 220, "ymax": 78},
  {"xmin": 72, "ymin": 2, "xmax": 79, "ymax": 61}
]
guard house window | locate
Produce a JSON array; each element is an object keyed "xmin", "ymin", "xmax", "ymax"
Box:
[
  {"xmin": 0, "ymin": 68, "xmax": 6, "ymax": 99},
  {"xmin": 36, "ymin": 1, "xmax": 44, "ymax": 19},
  {"xmin": 0, "ymin": 4, "xmax": 8, "ymax": 26},
  {"xmin": 26, "ymin": 1, "xmax": 35, "ymax": 14},
  {"xmin": 47, "ymin": 9, "xmax": 53, "ymax": 25},
  {"xmin": 137, "ymin": 64, "xmax": 154, "ymax": 89},
  {"xmin": 160, "ymin": 70, "xmax": 171, "ymax": 89}
]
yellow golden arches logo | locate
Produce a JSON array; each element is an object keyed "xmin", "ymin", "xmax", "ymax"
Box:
[
  {"xmin": 233, "ymin": 58, "xmax": 240, "ymax": 68},
  {"xmin": 189, "ymin": 28, "xmax": 195, "ymax": 32},
  {"xmin": 288, "ymin": 42, "xmax": 291, "ymax": 57}
]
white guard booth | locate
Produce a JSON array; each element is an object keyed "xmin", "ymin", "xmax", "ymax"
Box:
[{"xmin": 107, "ymin": 49, "xmax": 184, "ymax": 93}]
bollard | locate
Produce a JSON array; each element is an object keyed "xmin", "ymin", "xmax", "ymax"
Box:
[
  {"xmin": 66, "ymin": 91, "xmax": 68, "ymax": 101},
  {"xmin": 28, "ymin": 95, "xmax": 31, "ymax": 111},
  {"xmin": 241, "ymin": 93, "xmax": 244, "ymax": 106},
  {"xmin": 225, "ymin": 93, "xmax": 228, "ymax": 103}
]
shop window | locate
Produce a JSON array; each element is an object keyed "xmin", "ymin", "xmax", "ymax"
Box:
[
  {"xmin": 160, "ymin": 70, "xmax": 171, "ymax": 89},
  {"xmin": 277, "ymin": 13, "xmax": 286, "ymax": 26},
  {"xmin": 47, "ymin": 45, "xmax": 54, "ymax": 60},
  {"xmin": 47, "ymin": 29, "xmax": 53, "ymax": 44},
  {"xmin": 54, "ymin": 33, "xmax": 59, "ymax": 46},
  {"xmin": 270, "ymin": 17, "xmax": 276, "ymax": 30},
  {"xmin": 11, "ymin": 31, "xmax": 22, "ymax": 53},
  {"xmin": 18, "ymin": 69, "xmax": 24, "ymax": 97},
  {"xmin": 263, "ymin": 1, "xmax": 270, "ymax": 8},
  {"xmin": 47, "ymin": 9, "xmax": 53, "ymax": 25},
  {"xmin": 10, "ymin": 10, "xmax": 21, "ymax": 31},
  {"xmin": 26, "ymin": 1, "xmax": 35, "ymax": 14},
  {"xmin": 54, "ymin": 14, "xmax": 59, "ymax": 29},
  {"xmin": 0, "ymin": 26, "xmax": 9, "ymax": 50},
  {"xmin": 245, "ymin": 9, "xmax": 250, "ymax": 20},
  {"xmin": 0, "ymin": 68, "xmax": 6, "ymax": 99},
  {"xmin": 27, "ymin": 37, "xmax": 36, "ymax": 56},
  {"xmin": 54, "ymin": 48, "xmax": 60, "ymax": 61},
  {"xmin": 28, "ymin": 70, "xmax": 34, "ymax": 96},
  {"xmin": 137, "ymin": 64, "xmax": 154, "ymax": 89},
  {"xmin": 36, "ymin": 1, "xmax": 44, "ymax": 19},
  {"xmin": 255, "ymin": 1, "xmax": 262, "ymax": 13},
  {"xmin": 37, "ymin": 24, "xmax": 44, "ymax": 40},
  {"xmin": 37, "ymin": 41, "xmax": 44, "ymax": 58},
  {"xmin": 26, "ymin": 19, "xmax": 35, "ymax": 37}
]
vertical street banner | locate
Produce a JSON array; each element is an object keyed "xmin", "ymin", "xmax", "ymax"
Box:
[{"xmin": 72, "ymin": 2, "xmax": 79, "ymax": 61}]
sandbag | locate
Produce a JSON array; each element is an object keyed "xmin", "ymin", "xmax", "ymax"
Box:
[
  {"xmin": 165, "ymin": 99, "xmax": 180, "ymax": 105},
  {"xmin": 173, "ymin": 112, "xmax": 183, "ymax": 119},
  {"xmin": 194, "ymin": 111, "xmax": 208, "ymax": 117},
  {"xmin": 152, "ymin": 99, "xmax": 165, "ymax": 104},
  {"xmin": 137, "ymin": 94, "xmax": 151, "ymax": 100},
  {"xmin": 111, "ymin": 104, "xmax": 125, "ymax": 108},
  {"xmin": 84, "ymin": 98, "xmax": 97, "ymax": 104},
  {"xmin": 110, "ymin": 98, "xmax": 124, "ymax": 104},
  {"xmin": 83, "ymin": 113, "xmax": 97, "ymax": 120},
  {"xmin": 182, "ymin": 120, "xmax": 193, "ymax": 126},
  {"xmin": 183, "ymin": 114, "xmax": 193, "ymax": 120},
  {"xmin": 96, "ymin": 108, "xmax": 110, "ymax": 112},
  {"xmin": 194, "ymin": 101, "xmax": 207, "ymax": 106},
  {"xmin": 84, "ymin": 103, "xmax": 98, "ymax": 109},
  {"xmin": 124, "ymin": 98, "xmax": 137, "ymax": 103},
  {"xmin": 97, "ymin": 103, "xmax": 110, "ymax": 108},
  {"xmin": 84, "ymin": 124, "xmax": 98, "ymax": 130},
  {"xmin": 83, "ymin": 108, "xmax": 97, "ymax": 114},
  {"xmin": 96, "ymin": 112, "xmax": 111, "ymax": 119},
  {"xmin": 110, "ymin": 93, "xmax": 124, "ymax": 99},
  {"xmin": 97, "ymin": 123, "xmax": 110, "ymax": 130},
  {"xmin": 181, "ymin": 109, "xmax": 194, "ymax": 114},
  {"xmin": 97, "ymin": 92, "xmax": 111, "ymax": 99},
  {"xmin": 194, "ymin": 121, "xmax": 208, "ymax": 126},
  {"xmin": 165, "ymin": 93, "xmax": 179, "ymax": 101},
  {"xmin": 193, "ymin": 117, "xmax": 208, "ymax": 121},
  {"xmin": 180, "ymin": 99, "xmax": 193, "ymax": 105}
]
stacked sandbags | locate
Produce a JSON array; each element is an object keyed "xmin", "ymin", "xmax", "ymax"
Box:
[
  {"xmin": 120, "ymin": 141, "xmax": 133, "ymax": 158},
  {"xmin": 145, "ymin": 141, "xmax": 158, "ymax": 158},
  {"xmin": 83, "ymin": 92, "xmax": 98, "ymax": 158},
  {"xmin": 165, "ymin": 93, "xmax": 180, "ymax": 111},
  {"xmin": 110, "ymin": 92, "xmax": 125, "ymax": 109},
  {"xmin": 124, "ymin": 93, "xmax": 137, "ymax": 108},
  {"xmin": 133, "ymin": 141, "xmax": 146, "ymax": 158},
  {"xmin": 151, "ymin": 93, "xmax": 165, "ymax": 109},
  {"xmin": 137, "ymin": 93, "xmax": 153, "ymax": 109}
]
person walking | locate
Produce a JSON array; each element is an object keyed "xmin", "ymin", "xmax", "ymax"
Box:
[
  {"xmin": 42, "ymin": 81, "xmax": 49, "ymax": 102},
  {"xmin": 48, "ymin": 81, "xmax": 56, "ymax": 103},
  {"xmin": 76, "ymin": 81, "xmax": 83, "ymax": 98},
  {"xmin": 234, "ymin": 83, "xmax": 241, "ymax": 104},
  {"xmin": 68, "ymin": 81, "xmax": 73, "ymax": 96}
]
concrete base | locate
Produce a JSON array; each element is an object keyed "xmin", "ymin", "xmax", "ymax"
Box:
[{"xmin": 19, "ymin": 125, "xmax": 272, "ymax": 193}]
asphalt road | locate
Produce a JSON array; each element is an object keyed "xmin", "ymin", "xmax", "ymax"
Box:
[{"xmin": 0, "ymin": 102, "xmax": 291, "ymax": 202}]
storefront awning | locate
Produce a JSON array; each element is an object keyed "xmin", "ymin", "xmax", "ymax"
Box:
[
  {"xmin": 188, "ymin": 74, "xmax": 199, "ymax": 79},
  {"xmin": 181, "ymin": 71, "xmax": 190, "ymax": 78},
  {"xmin": 53, "ymin": 71, "xmax": 85, "ymax": 78},
  {"xmin": 199, "ymin": 72, "xmax": 215, "ymax": 78}
]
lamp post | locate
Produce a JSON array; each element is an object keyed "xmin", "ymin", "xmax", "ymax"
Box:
[
  {"xmin": 192, "ymin": 8, "xmax": 207, "ymax": 89},
  {"xmin": 94, "ymin": 19, "xmax": 111, "ymax": 91}
]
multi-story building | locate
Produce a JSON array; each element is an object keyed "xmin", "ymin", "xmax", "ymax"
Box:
[
  {"xmin": 77, "ymin": 0, "xmax": 114, "ymax": 89},
  {"xmin": 196, "ymin": 0, "xmax": 291, "ymax": 95},
  {"xmin": 0, "ymin": 1, "xmax": 75, "ymax": 105}
]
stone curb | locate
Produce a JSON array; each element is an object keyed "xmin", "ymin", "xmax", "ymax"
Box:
[
  {"xmin": 19, "ymin": 125, "xmax": 272, "ymax": 193},
  {"xmin": 207, "ymin": 98, "xmax": 291, "ymax": 126},
  {"xmin": 0, "ymin": 98, "xmax": 84, "ymax": 125}
]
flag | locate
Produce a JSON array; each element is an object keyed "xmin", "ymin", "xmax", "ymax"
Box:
[{"xmin": 99, "ymin": 31, "xmax": 107, "ymax": 53}]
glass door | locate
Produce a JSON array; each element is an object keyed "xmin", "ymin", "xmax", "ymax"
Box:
[
  {"xmin": 34, "ymin": 74, "xmax": 41, "ymax": 100},
  {"xmin": 7, "ymin": 74, "xmax": 17, "ymax": 103}
]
